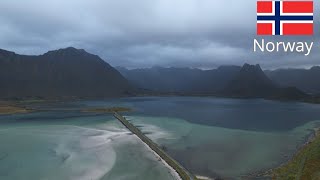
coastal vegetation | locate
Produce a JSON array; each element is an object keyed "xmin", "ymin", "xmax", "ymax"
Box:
[
  {"xmin": 272, "ymin": 129, "xmax": 320, "ymax": 180},
  {"xmin": 0, "ymin": 104, "xmax": 29, "ymax": 115},
  {"xmin": 83, "ymin": 107, "xmax": 132, "ymax": 113}
]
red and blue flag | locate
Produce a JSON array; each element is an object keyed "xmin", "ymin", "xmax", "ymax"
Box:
[{"xmin": 257, "ymin": 1, "xmax": 313, "ymax": 35}]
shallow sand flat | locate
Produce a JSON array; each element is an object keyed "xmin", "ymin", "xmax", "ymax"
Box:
[{"xmin": 0, "ymin": 113, "xmax": 176, "ymax": 180}]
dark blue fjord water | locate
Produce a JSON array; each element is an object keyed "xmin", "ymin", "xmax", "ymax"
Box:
[{"xmin": 82, "ymin": 96, "xmax": 320, "ymax": 132}]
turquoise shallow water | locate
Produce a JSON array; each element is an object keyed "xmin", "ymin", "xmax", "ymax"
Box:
[
  {"xmin": 1, "ymin": 97, "xmax": 320, "ymax": 180},
  {"xmin": 0, "ymin": 113, "xmax": 176, "ymax": 180},
  {"xmin": 126, "ymin": 116, "xmax": 320, "ymax": 179},
  {"xmin": 80, "ymin": 97, "xmax": 320, "ymax": 179}
]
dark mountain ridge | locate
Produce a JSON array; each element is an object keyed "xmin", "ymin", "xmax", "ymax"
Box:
[
  {"xmin": 1, "ymin": 47, "xmax": 317, "ymax": 102},
  {"xmin": 117, "ymin": 65, "xmax": 241, "ymax": 93},
  {"xmin": 0, "ymin": 47, "xmax": 133, "ymax": 99},
  {"xmin": 266, "ymin": 66, "xmax": 320, "ymax": 94},
  {"xmin": 222, "ymin": 64, "xmax": 308, "ymax": 100},
  {"xmin": 223, "ymin": 64, "xmax": 277, "ymax": 97},
  {"xmin": 118, "ymin": 64, "xmax": 320, "ymax": 96},
  {"xmin": 118, "ymin": 63, "xmax": 310, "ymax": 101}
]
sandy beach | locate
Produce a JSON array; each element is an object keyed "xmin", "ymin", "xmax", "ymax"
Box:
[{"xmin": 135, "ymin": 134, "xmax": 183, "ymax": 180}]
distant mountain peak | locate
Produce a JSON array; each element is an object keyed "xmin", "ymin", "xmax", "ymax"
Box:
[
  {"xmin": 151, "ymin": 65, "xmax": 165, "ymax": 70},
  {"xmin": 0, "ymin": 49, "xmax": 16, "ymax": 58},
  {"xmin": 59, "ymin": 47, "xmax": 85, "ymax": 52},
  {"xmin": 63, "ymin": 47, "xmax": 86, "ymax": 53},
  {"xmin": 241, "ymin": 63, "xmax": 262, "ymax": 71},
  {"xmin": 223, "ymin": 63, "xmax": 277, "ymax": 97},
  {"xmin": 43, "ymin": 47, "xmax": 88, "ymax": 57},
  {"xmin": 310, "ymin": 66, "xmax": 320, "ymax": 71}
]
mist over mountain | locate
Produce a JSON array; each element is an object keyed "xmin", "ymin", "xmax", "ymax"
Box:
[
  {"xmin": 266, "ymin": 67, "xmax": 320, "ymax": 94},
  {"xmin": 118, "ymin": 63, "xmax": 310, "ymax": 101},
  {"xmin": 118, "ymin": 64, "xmax": 320, "ymax": 95},
  {"xmin": 116, "ymin": 66, "xmax": 241, "ymax": 93},
  {"xmin": 0, "ymin": 47, "xmax": 133, "ymax": 99}
]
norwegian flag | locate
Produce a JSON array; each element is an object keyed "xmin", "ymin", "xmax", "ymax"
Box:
[{"xmin": 257, "ymin": 1, "xmax": 313, "ymax": 35}]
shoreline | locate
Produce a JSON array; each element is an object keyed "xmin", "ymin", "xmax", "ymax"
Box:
[
  {"xmin": 135, "ymin": 134, "xmax": 183, "ymax": 180},
  {"xmin": 272, "ymin": 127, "xmax": 320, "ymax": 179},
  {"xmin": 0, "ymin": 103, "xmax": 30, "ymax": 115},
  {"xmin": 113, "ymin": 112, "xmax": 196, "ymax": 180},
  {"xmin": 195, "ymin": 175, "xmax": 214, "ymax": 180},
  {"xmin": 245, "ymin": 127, "xmax": 320, "ymax": 179}
]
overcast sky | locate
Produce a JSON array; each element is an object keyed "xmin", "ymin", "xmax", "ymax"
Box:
[{"xmin": 0, "ymin": 0, "xmax": 319, "ymax": 69}]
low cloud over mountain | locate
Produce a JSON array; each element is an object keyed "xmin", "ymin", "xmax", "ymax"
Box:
[{"xmin": 1, "ymin": 0, "xmax": 319, "ymax": 69}]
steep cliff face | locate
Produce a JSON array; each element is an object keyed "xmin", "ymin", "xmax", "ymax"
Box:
[
  {"xmin": 223, "ymin": 64, "xmax": 277, "ymax": 97},
  {"xmin": 223, "ymin": 64, "xmax": 308, "ymax": 100}
]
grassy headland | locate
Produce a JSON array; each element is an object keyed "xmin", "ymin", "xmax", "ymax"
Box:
[
  {"xmin": 0, "ymin": 101, "xmax": 30, "ymax": 115},
  {"xmin": 0, "ymin": 106, "xmax": 28, "ymax": 115},
  {"xmin": 82, "ymin": 107, "xmax": 132, "ymax": 113},
  {"xmin": 272, "ymin": 128, "xmax": 320, "ymax": 180}
]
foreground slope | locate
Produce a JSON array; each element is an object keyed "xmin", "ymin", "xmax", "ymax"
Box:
[{"xmin": 272, "ymin": 129, "xmax": 320, "ymax": 180}]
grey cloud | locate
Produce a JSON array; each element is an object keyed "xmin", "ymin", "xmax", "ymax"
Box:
[{"xmin": 0, "ymin": 0, "xmax": 319, "ymax": 69}]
